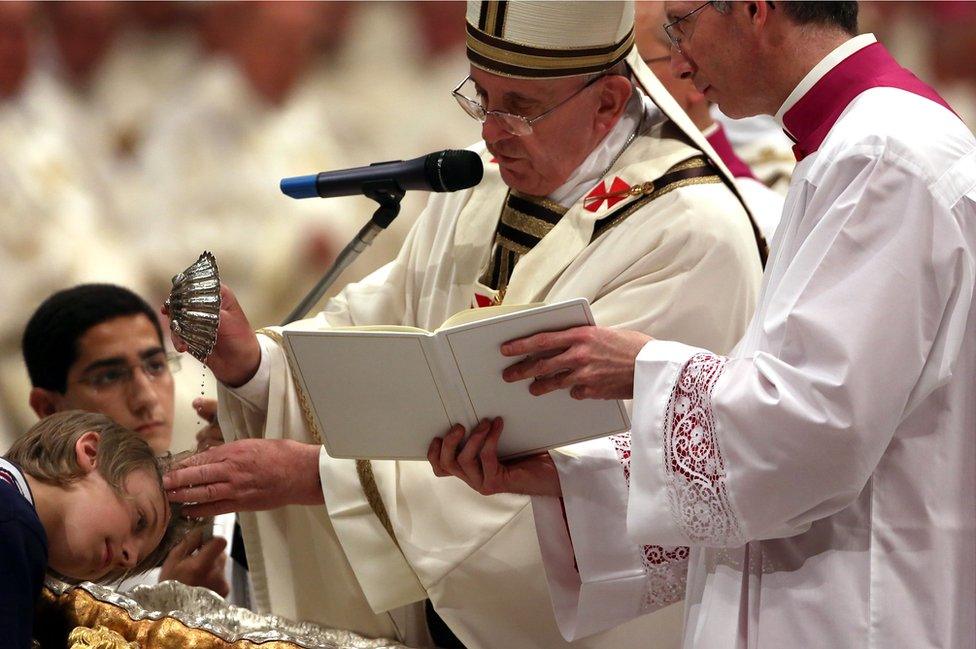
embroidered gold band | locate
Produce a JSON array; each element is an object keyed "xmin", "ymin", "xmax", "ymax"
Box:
[
  {"xmin": 477, "ymin": 0, "xmax": 508, "ymax": 36},
  {"xmin": 480, "ymin": 190, "xmax": 568, "ymax": 293},
  {"xmin": 466, "ymin": 24, "xmax": 635, "ymax": 78},
  {"xmin": 591, "ymin": 156, "xmax": 721, "ymax": 241}
]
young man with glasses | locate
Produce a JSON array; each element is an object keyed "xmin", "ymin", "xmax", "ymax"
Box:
[
  {"xmin": 21, "ymin": 283, "xmax": 231, "ymax": 597},
  {"xmin": 163, "ymin": 2, "xmax": 766, "ymax": 646},
  {"xmin": 431, "ymin": 2, "xmax": 976, "ymax": 647}
]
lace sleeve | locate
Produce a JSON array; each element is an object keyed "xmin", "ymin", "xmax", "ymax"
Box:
[
  {"xmin": 612, "ymin": 433, "xmax": 688, "ymax": 611},
  {"xmin": 662, "ymin": 352, "xmax": 744, "ymax": 546}
]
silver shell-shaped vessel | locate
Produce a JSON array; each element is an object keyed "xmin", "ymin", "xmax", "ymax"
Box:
[{"xmin": 165, "ymin": 251, "xmax": 221, "ymax": 362}]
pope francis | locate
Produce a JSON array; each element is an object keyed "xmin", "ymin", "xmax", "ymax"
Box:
[{"xmin": 164, "ymin": 2, "xmax": 765, "ymax": 647}]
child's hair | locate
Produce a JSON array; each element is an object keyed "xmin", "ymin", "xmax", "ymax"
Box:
[{"xmin": 4, "ymin": 410, "xmax": 194, "ymax": 581}]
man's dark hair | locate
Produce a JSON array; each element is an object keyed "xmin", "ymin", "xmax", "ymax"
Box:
[
  {"xmin": 778, "ymin": 1, "xmax": 858, "ymax": 36},
  {"xmin": 713, "ymin": 1, "xmax": 859, "ymax": 36},
  {"xmin": 22, "ymin": 284, "xmax": 164, "ymax": 393}
]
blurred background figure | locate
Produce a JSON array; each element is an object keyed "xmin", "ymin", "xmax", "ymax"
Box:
[
  {"xmin": 2, "ymin": 0, "xmax": 970, "ymax": 458},
  {"xmin": 861, "ymin": 1, "xmax": 976, "ymax": 127},
  {"xmin": 0, "ymin": 0, "xmax": 33, "ymax": 100},
  {"xmin": 135, "ymin": 0, "xmax": 353, "ymax": 330},
  {"xmin": 0, "ymin": 0, "xmax": 144, "ymax": 450}
]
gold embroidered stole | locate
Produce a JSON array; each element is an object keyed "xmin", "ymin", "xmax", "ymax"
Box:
[
  {"xmin": 479, "ymin": 191, "xmax": 569, "ymax": 295},
  {"xmin": 591, "ymin": 155, "xmax": 722, "ymax": 241},
  {"xmin": 271, "ymin": 156, "xmax": 745, "ymax": 551}
]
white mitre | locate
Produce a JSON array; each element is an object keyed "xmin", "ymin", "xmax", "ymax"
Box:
[{"xmin": 465, "ymin": 0, "xmax": 768, "ymax": 262}]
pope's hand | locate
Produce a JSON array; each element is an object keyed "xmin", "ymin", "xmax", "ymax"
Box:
[
  {"xmin": 427, "ymin": 418, "xmax": 563, "ymax": 497},
  {"xmin": 162, "ymin": 283, "xmax": 261, "ymax": 388},
  {"xmin": 501, "ymin": 325, "xmax": 652, "ymax": 400},
  {"xmin": 163, "ymin": 439, "xmax": 324, "ymax": 517},
  {"xmin": 158, "ymin": 527, "xmax": 230, "ymax": 597}
]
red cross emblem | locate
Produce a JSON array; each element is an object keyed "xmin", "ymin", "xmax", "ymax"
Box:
[
  {"xmin": 584, "ymin": 176, "xmax": 632, "ymax": 212},
  {"xmin": 474, "ymin": 293, "xmax": 493, "ymax": 308}
]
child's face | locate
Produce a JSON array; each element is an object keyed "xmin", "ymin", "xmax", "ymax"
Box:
[{"xmin": 48, "ymin": 466, "xmax": 170, "ymax": 582}]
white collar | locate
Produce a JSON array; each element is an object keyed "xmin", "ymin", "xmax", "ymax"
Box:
[
  {"xmin": 774, "ymin": 33, "xmax": 877, "ymax": 129},
  {"xmin": 546, "ymin": 90, "xmax": 650, "ymax": 208},
  {"xmin": 0, "ymin": 457, "xmax": 35, "ymax": 507}
]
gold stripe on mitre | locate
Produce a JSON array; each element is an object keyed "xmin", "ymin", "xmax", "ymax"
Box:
[{"xmin": 466, "ymin": 0, "xmax": 635, "ymax": 78}]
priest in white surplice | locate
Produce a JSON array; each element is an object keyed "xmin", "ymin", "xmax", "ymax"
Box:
[
  {"xmin": 163, "ymin": 2, "xmax": 768, "ymax": 647},
  {"xmin": 431, "ymin": 2, "xmax": 976, "ymax": 648}
]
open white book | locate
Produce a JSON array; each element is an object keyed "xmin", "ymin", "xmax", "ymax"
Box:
[{"xmin": 281, "ymin": 298, "xmax": 630, "ymax": 460}]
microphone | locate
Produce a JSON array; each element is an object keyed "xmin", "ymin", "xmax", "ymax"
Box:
[{"xmin": 280, "ymin": 149, "xmax": 484, "ymax": 199}]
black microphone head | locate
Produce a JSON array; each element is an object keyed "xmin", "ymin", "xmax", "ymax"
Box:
[{"xmin": 424, "ymin": 149, "xmax": 484, "ymax": 192}]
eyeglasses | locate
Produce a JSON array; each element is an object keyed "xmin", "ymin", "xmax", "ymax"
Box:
[
  {"xmin": 452, "ymin": 74, "xmax": 604, "ymax": 136},
  {"xmin": 76, "ymin": 352, "xmax": 181, "ymax": 392},
  {"xmin": 664, "ymin": 1, "xmax": 714, "ymax": 52}
]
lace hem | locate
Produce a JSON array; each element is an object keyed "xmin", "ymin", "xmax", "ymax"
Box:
[
  {"xmin": 663, "ymin": 352, "xmax": 743, "ymax": 545},
  {"xmin": 612, "ymin": 433, "xmax": 688, "ymax": 611}
]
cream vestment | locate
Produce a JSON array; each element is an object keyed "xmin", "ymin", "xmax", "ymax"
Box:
[{"xmin": 219, "ymin": 92, "xmax": 763, "ymax": 646}]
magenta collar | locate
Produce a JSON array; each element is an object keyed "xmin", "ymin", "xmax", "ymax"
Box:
[{"xmin": 783, "ymin": 42, "xmax": 955, "ymax": 161}]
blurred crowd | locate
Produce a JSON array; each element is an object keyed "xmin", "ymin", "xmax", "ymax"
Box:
[
  {"xmin": 0, "ymin": 0, "xmax": 475, "ymax": 450},
  {"xmin": 0, "ymin": 0, "xmax": 973, "ymax": 451},
  {"xmin": 861, "ymin": 1, "xmax": 976, "ymax": 128}
]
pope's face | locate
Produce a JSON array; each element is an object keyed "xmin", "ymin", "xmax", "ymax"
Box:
[
  {"xmin": 49, "ymin": 463, "xmax": 169, "ymax": 582},
  {"xmin": 664, "ymin": 1, "xmax": 763, "ymax": 118},
  {"xmin": 56, "ymin": 314, "xmax": 175, "ymax": 454},
  {"xmin": 470, "ymin": 67, "xmax": 606, "ymax": 197}
]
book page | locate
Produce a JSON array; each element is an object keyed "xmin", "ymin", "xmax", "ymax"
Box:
[
  {"xmin": 437, "ymin": 302, "xmax": 544, "ymax": 330},
  {"xmin": 440, "ymin": 299, "xmax": 630, "ymax": 459},
  {"xmin": 328, "ymin": 324, "xmax": 429, "ymax": 334},
  {"xmin": 283, "ymin": 331, "xmax": 456, "ymax": 459}
]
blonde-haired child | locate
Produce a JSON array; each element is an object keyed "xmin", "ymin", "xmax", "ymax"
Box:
[{"xmin": 1, "ymin": 410, "xmax": 191, "ymax": 647}]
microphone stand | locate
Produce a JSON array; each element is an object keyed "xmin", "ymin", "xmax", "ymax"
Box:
[{"xmin": 281, "ymin": 181, "xmax": 405, "ymax": 325}]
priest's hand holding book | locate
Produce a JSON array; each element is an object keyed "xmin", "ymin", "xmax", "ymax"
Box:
[
  {"xmin": 428, "ymin": 325, "xmax": 652, "ymax": 497},
  {"xmin": 500, "ymin": 325, "xmax": 652, "ymax": 400}
]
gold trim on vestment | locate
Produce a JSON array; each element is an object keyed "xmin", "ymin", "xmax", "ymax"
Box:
[
  {"xmin": 502, "ymin": 208, "xmax": 560, "ymax": 239},
  {"xmin": 497, "ymin": 248, "xmax": 513, "ymax": 289},
  {"xmin": 466, "ymin": 30, "xmax": 634, "ymax": 74},
  {"xmin": 510, "ymin": 190, "xmax": 568, "ymax": 214},
  {"xmin": 495, "ymin": 233, "xmax": 532, "ymax": 255},
  {"xmin": 257, "ymin": 328, "xmax": 401, "ymax": 548},
  {"xmin": 593, "ymin": 174, "xmax": 721, "ymax": 239},
  {"xmin": 479, "ymin": 0, "xmax": 507, "ymax": 36},
  {"xmin": 668, "ymin": 156, "xmax": 709, "ymax": 172},
  {"xmin": 352, "ymin": 459, "xmax": 401, "ymax": 547}
]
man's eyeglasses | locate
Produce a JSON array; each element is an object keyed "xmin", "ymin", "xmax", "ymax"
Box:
[
  {"xmin": 452, "ymin": 74, "xmax": 604, "ymax": 137},
  {"xmin": 664, "ymin": 1, "xmax": 714, "ymax": 52},
  {"xmin": 76, "ymin": 352, "xmax": 181, "ymax": 392}
]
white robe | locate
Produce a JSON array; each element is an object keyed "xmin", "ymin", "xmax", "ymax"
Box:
[
  {"xmin": 537, "ymin": 39, "xmax": 976, "ymax": 649},
  {"xmin": 219, "ymin": 98, "xmax": 763, "ymax": 647},
  {"xmin": 0, "ymin": 69, "xmax": 145, "ymax": 452}
]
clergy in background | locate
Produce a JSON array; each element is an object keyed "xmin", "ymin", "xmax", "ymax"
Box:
[
  {"xmin": 163, "ymin": 1, "xmax": 765, "ymax": 647},
  {"xmin": 431, "ymin": 2, "xmax": 976, "ymax": 647}
]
